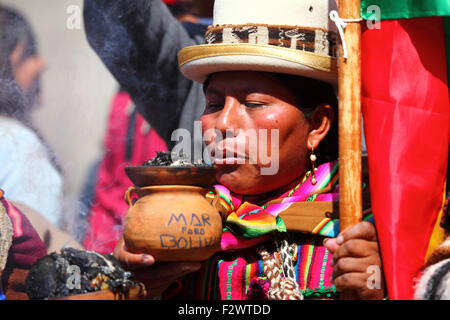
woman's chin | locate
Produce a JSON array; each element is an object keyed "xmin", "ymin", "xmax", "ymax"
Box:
[
  {"xmin": 215, "ymin": 162, "xmax": 305, "ymax": 196},
  {"xmin": 216, "ymin": 166, "xmax": 239, "ymax": 185},
  {"xmin": 216, "ymin": 165, "xmax": 264, "ymax": 195}
]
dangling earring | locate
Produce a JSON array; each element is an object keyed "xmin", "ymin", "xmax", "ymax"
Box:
[{"xmin": 310, "ymin": 148, "xmax": 318, "ymax": 185}]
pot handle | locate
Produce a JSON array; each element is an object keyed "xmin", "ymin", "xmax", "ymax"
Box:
[
  {"xmin": 125, "ymin": 186, "xmax": 137, "ymax": 207},
  {"xmin": 209, "ymin": 189, "xmax": 228, "ymax": 223}
]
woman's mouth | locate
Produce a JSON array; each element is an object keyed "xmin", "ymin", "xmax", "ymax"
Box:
[
  {"xmin": 212, "ymin": 156, "xmax": 247, "ymax": 165},
  {"xmin": 211, "ymin": 147, "xmax": 249, "ymax": 166}
]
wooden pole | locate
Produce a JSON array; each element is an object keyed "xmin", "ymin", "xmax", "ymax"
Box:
[{"xmin": 337, "ymin": 0, "xmax": 363, "ymax": 300}]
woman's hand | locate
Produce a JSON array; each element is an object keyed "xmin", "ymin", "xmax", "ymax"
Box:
[
  {"xmin": 113, "ymin": 236, "xmax": 201, "ymax": 299},
  {"xmin": 323, "ymin": 222, "xmax": 386, "ymax": 300}
]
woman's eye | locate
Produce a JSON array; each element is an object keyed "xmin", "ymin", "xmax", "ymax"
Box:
[{"xmin": 244, "ymin": 102, "xmax": 265, "ymax": 109}]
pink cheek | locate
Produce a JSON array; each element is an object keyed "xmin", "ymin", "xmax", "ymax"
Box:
[
  {"xmin": 252, "ymin": 112, "xmax": 285, "ymax": 131},
  {"xmin": 264, "ymin": 112, "xmax": 278, "ymax": 122}
]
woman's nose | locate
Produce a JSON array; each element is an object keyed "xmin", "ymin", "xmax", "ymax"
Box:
[{"xmin": 214, "ymin": 96, "xmax": 241, "ymax": 136}]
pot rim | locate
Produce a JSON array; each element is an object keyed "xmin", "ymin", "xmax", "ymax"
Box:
[{"xmin": 134, "ymin": 185, "xmax": 212, "ymax": 194}]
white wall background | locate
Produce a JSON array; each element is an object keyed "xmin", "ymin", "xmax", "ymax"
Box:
[{"xmin": 0, "ymin": 0, "xmax": 117, "ymax": 207}]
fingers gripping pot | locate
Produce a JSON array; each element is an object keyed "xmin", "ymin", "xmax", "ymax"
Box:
[{"xmin": 123, "ymin": 165, "xmax": 223, "ymax": 262}]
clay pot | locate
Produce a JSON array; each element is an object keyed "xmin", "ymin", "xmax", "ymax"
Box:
[
  {"xmin": 123, "ymin": 185, "xmax": 222, "ymax": 262},
  {"xmin": 125, "ymin": 166, "xmax": 218, "ymax": 187}
]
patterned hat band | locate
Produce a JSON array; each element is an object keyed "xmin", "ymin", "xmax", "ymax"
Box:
[{"xmin": 205, "ymin": 24, "xmax": 338, "ymax": 59}]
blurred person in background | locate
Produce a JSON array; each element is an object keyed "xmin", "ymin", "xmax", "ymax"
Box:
[
  {"xmin": 0, "ymin": 5, "xmax": 81, "ymax": 252},
  {"xmin": 80, "ymin": 0, "xmax": 213, "ymax": 254}
]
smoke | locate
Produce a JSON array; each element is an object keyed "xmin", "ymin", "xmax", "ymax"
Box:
[
  {"xmin": 60, "ymin": 193, "xmax": 90, "ymax": 245},
  {"xmin": 0, "ymin": 4, "xmax": 102, "ymax": 249},
  {"xmin": 83, "ymin": 0, "xmax": 198, "ymax": 150},
  {"xmin": 83, "ymin": 0, "xmax": 143, "ymax": 93}
]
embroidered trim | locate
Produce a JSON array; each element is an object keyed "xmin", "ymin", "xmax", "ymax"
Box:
[
  {"xmin": 0, "ymin": 200, "xmax": 13, "ymax": 272},
  {"xmin": 259, "ymin": 234, "xmax": 304, "ymax": 300},
  {"xmin": 226, "ymin": 259, "xmax": 239, "ymax": 300},
  {"xmin": 205, "ymin": 24, "xmax": 338, "ymax": 58}
]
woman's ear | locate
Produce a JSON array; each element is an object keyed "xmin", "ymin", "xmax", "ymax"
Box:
[{"xmin": 307, "ymin": 104, "xmax": 335, "ymax": 151}]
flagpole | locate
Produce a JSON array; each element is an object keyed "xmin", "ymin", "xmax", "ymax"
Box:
[{"xmin": 337, "ymin": 0, "xmax": 363, "ymax": 300}]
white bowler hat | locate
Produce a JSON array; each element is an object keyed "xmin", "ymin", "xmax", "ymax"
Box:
[{"xmin": 178, "ymin": 0, "xmax": 339, "ymax": 84}]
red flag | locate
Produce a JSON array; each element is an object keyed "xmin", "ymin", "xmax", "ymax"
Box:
[{"xmin": 362, "ymin": 17, "xmax": 450, "ymax": 300}]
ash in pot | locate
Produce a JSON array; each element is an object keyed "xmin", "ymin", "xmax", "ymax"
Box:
[
  {"xmin": 25, "ymin": 247, "xmax": 140, "ymax": 300},
  {"xmin": 142, "ymin": 151, "xmax": 207, "ymax": 167}
]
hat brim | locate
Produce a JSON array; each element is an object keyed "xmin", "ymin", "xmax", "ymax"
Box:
[{"xmin": 178, "ymin": 43, "xmax": 338, "ymax": 84}]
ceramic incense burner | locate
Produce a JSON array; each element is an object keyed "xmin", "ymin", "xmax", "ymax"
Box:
[{"xmin": 123, "ymin": 154, "xmax": 222, "ymax": 261}]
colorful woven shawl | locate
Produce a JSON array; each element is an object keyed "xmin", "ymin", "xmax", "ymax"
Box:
[
  {"xmin": 207, "ymin": 160, "xmax": 373, "ymax": 252},
  {"xmin": 175, "ymin": 161, "xmax": 374, "ymax": 300}
]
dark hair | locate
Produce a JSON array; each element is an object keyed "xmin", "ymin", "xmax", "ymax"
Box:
[
  {"xmin": 0, "ymin": 5, "xmax": 40, "ymax": 110},
  {"xmin": 0, "ymin": 78, "xmax": 29, "ymax": 121},
  {"xmin": 203, "ymin": 72, "xmax": 339, "ymax": 165},
  {"xmin": 271, "ymin": 73, "xmax": 339, "ymax": 165}
]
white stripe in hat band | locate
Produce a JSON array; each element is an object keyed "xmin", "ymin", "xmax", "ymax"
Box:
[{"xmin": 205, "ymin": 24, "xmax": 338, "ymax": 59}]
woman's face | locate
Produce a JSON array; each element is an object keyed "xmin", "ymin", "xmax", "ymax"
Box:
[
  {"xmin": 201, "ymin": 71, "xmax": 321, "ymax": 195},
  {"xmin": 10, "ymin": 42, "xmax": 46, "ymax": 104}
]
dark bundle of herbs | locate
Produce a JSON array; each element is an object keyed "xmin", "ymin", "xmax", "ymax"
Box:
[
  {"xmin": 25, "ymin": 247, "xmax": 142, "ymax": 300},
  {"xmin": 142, "ymin": 151, "xmax": 207, "ymax": 167}
]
